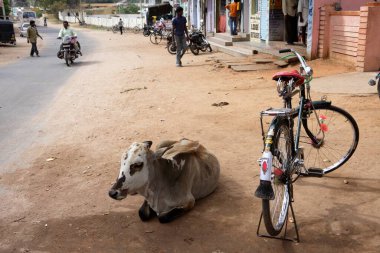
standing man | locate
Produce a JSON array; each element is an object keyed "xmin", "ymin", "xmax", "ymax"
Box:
[
  {"xmin": 27, "ymin": 20, "xmax": 43, "ymax": 57},
  {"xmin": 225, "ymin": 0, "xmax": 238, "ymax": 35},
  {"xmin": 282, "ymin": 0, "xmax": 298, "ymax": 45},
  {"xmin": 298, "ymin": 0, "xmax": 309, "ymax": 46},
  {"xmin": 172, "ymin": 6, "xmax": 189, "ymax": 67},
  {"xmin": 118, "ymin": 18, "xmax": 124, "ymax": 35}
]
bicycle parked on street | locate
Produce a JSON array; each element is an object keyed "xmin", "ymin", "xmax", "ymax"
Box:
[{"xmin": 254, "ymin": 49, "xmax": 359, "ymax": 242}]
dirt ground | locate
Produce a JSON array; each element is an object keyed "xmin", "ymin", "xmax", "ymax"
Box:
[{"xmin": 0, "ymin": 28, "xmax": 379, "ymax": 253}]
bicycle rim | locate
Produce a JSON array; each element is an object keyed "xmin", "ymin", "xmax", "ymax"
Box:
[
  {"xmin": 299, "ymin": 104, "xmax": 359, "ymax": 174},
  {"xmin": 262, "ymin": 122, "xmax": 291, "ymax": 236}
]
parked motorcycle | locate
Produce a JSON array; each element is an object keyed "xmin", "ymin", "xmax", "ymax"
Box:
[
  {"xmin": 188, "ymin": 30, "xmax": 212, "ymax": 55},
  {"xmin": 166, "ymin": 32, "xmax": 176, "ymax": 55},
  {"xmin": 368, "ymin": 72, "xmax": 380, "ymax": 99},
  {"xmin": 166, "ymin": 33, "xmax": 190, "ymax": 55},
  {"xmin": 57, "ymin": 35, "xmax": 81, "ymax": 67}
]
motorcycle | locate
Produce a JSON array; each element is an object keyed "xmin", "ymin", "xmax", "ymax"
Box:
[
  {"xmin": 188, "ymin": 29, "xmax": 212, "ymax": 55},
  {"xmin": 166, "ymin": 33, "xmax": 191, "ymax": 56},
  {"xmin": 368, "ymin": 72, "xmax": 380, "ymax": 99},
  {"xmin": 57, "ymin": 35, "xmax": 81, "ymax": 67},
  {"xmin": 166, "ymin": 32, "xmax": 176, "ymax": 55}
]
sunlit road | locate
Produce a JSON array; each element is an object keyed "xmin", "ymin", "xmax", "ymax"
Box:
[{"xmin": 0, "ymin": 25, "xmax": 93, "ymax": 170}]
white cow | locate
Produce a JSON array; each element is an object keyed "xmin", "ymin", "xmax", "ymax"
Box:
[{"xmin": 108, "ymin": 138, "xmax": 220, "ymax": 223}]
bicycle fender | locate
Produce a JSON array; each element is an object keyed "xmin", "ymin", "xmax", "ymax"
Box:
[
  {"xmin": 255, "ymin": 121, "xmax": 276, "ymax": 200},
  {"xmin": 311, "ymin": 100, "xmax": 332, "ymax": 107}
]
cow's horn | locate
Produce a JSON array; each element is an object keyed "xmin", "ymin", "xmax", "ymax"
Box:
[{"xmin": 143, "ymin": 141, "xmax": 153, "ymax": 149}]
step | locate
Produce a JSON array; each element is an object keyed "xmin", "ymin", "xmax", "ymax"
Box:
[
  {"xmin": 207, "ymin": 36, "xmax": 233, "ymax": 46},
  {"xmin": 210, "ymin": 42, "xmax": 256, "ymax": 57},
  {"xmin": 214, "ymin": 33, "xmax": 250, "ymax": 42}
]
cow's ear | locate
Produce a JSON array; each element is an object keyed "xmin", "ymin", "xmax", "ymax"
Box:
[{"xmin": 143, "ymin": 141, "xmax": 153, "ymax": 149}]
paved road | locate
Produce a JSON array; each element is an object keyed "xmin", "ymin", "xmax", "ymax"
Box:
[
  {"xmin": 0, "ymin": 26, "xmax": 94, "ymax": 171},
  {"xmin": 313, "ymin": 72, "xmax": 378, "ymax": 94}
]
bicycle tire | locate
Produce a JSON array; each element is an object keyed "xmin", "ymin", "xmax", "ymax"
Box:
[
  {"xmin": 262, "ymin": 121, "xmax": 292, "ymax": 236},
  {"xmin": 133, "ymin": 26, "xmax": 140, "ymax": 34},
  {"xmin": 299, "ymin": 104, "xmax": 359, "ymax": 174},
  {"xmin": 150, "ymin": 33, "xmax": 162, "ymax": 44}
]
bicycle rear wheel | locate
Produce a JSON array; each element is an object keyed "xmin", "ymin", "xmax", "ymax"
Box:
[
  {"xmin": 262, "ymin": 121, "xmax": 292, "ymax": 236},
  {"xmin": 299, "ymin": 104, "xmax": 359, "ymax": 174}
]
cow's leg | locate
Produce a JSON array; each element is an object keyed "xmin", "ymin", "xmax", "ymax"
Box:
[
  {"xmin": 138, "ymin": 200, "xmax": 156, "ymax": 221},
  {"xmin": 158, "ymin": 208, "xmax": 186, "ymax": 223},
  {"xmin": 158, "ymin": 198, "xmax": 195, "ymax": 223}
]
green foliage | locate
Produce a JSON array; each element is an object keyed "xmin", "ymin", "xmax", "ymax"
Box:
[
  {"xmin": 0, "ymin": 0, "xmax": 10, "ymax": 18},
  {"xmin": 119, "ymin": 4, "xmax": 139, "ymax": 14},
  {"xmin": 83, "ymin": 0, "xmax": 118, "ymax": 3},
  {"xmin": 49, "ymin": 1, "xmax": 67, "ymax": 18},
  {"xmin": 3, "ymin": 0, "xmax": 11, "ymax": 16}
]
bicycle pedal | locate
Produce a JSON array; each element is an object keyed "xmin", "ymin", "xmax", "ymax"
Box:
[{"xmin": 304, "ymin": 168, "xmax": 324, "ymax": 177}]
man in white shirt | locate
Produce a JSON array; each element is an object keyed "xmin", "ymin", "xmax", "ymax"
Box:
[
  {"xmin": 282, "ymin": 0, "xmax": 298, "ymax": 45},
  {"xmin": 57, "ymin": 21, "xmax": 81, "ymax": 57}
]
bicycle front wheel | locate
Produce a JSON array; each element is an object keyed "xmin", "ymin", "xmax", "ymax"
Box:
[
  {"xmin": 262, "ymin": 121, "xmax": 292, "ymax": 236},
  {"xmin": 299, "ymin": 104, "xmax": 359, "ymax": 174},
  {"xmin": 133, "ymin": 26, "xmax": 140, "ymax": 34},
  {"xmin": 150, "ymin": 33, "xmax": 162, "ymax": 44}
]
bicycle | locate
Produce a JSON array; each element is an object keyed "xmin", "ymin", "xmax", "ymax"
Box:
[
  {"xmin": 254, "ymin": 49, "xmax": 359, "ymax": 242},
  {"xmin": 149, "ymin": 29, "xmax": 163, "ymax": 44}
]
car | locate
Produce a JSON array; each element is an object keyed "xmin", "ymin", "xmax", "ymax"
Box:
[{"xmin": 19, "ymin": 23, "xmax": 30, "ymax": 37}]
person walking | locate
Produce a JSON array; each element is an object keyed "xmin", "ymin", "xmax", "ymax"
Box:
[
  {"xmin": 225, "ymin": 0, "xmax": 238, "ymax": 35},
  {"xmin": 298, "ymin": 0, "xmax": 309, "ymax": 46},
  {"xmin": 118, "ymin": 18, "xmax": 124, "ymax": 35},
  {"xmin": 27, "ymin": 20, "xmax": 43, "ymax": 57},
  {"xmin": 282, "ymin": 0, "xmax": 298, "ymax": 45},
  {"xmin": 172, "ymin": 6, "xmax": 189, "ymax": 67}
]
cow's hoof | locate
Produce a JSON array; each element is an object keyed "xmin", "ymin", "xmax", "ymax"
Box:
[
  {"xmin": 158, "ymin": 208, "xmax": 186, "ymax": 223},
  {"xmin": 138, "ymin": 201, "xmax": 156, "ymax": 221}
]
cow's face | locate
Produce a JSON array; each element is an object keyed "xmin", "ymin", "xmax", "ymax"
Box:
[{"xmin": 108, "ymin": 141, "xmax": 153, "ymax": 200}]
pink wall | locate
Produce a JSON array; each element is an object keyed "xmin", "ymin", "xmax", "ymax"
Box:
[
  {"xmin": 314, "ymin": 0, "xmax": 370, "ymax": 10},
  {"xmin": 363, "ymin": 6, "xmax": 380, "ymax": 71},
  {"xmin": 310, "ymin": 0, "xmax": 371, "ymax": 59}
]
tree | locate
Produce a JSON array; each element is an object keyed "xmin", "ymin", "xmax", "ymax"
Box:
[
  {"xmin": 0, "ymin": 0, "xmax": 10, "ymax": 18},
  {"xmin": 119, "ymin": 4, "xmax": 139, "ymax": 14}
]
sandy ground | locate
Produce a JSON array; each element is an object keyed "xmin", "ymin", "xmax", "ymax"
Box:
[{"xmin": 0, "ymin": 28, "xmax": 379, "ymax": 253}]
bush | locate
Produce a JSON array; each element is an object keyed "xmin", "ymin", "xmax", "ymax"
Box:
[
  {"xmin": 119, "ymin": 4, "xmax": 139, "ymax": 14},
  {"xmin": 48, "ymin": 1, "xmax": 67, "ymax": 19}
]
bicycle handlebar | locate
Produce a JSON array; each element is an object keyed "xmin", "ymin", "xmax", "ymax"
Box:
[{"xmin": 279, "ymin": 48, "xmax": 313, "ymax": 78}]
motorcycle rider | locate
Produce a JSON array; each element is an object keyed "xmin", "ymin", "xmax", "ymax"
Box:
[{"xmin": 57, "ymin": 21, "xmax": 81, "ymax": 58}]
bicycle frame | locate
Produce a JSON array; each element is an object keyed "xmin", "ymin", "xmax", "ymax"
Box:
[{"xmin": 255, "ymin": 49, "xmax": 330, "ymax": 199}]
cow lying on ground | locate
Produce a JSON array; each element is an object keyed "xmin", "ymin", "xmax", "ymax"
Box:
[{"xmin": 108, "ymin": 138, "xmax": 220, "ymax": 223}]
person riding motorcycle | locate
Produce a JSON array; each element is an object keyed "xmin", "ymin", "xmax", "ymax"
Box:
[{"xmin": 57, "ymin": 21, "xmax": 81, "ymax": 58}]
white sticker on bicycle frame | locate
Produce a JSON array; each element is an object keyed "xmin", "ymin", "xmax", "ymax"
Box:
[{"xmin": 260, "ymin": 151, "xmax": 272, "ymax": 181}]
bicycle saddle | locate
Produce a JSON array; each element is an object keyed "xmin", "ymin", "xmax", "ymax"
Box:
[{"xmin": 272, "ymin": 70, "xmax": 305, "ymax": 87}]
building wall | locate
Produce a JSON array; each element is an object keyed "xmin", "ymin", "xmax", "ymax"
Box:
[
  {"xmin": 309, "ymin": 0, "xmax": 369, "ymax": 59},
  {"xmin": 358, "ymin": 5, "xmax": 380, "ymax": 71},
  {"xmin": 315, "ymin": 4, "xmax": 380, "ymax": 71}
]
